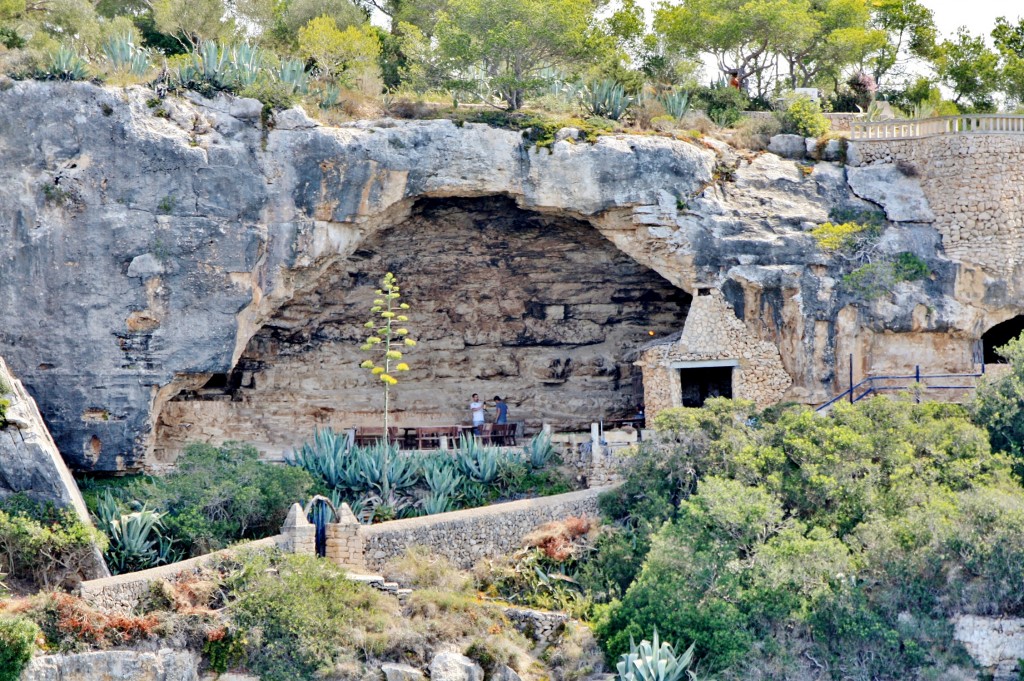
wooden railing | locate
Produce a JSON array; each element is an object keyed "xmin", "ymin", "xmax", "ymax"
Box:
[{"xmin": 851, "ymin": 114, "xmax": 1024, "ymax": 140}]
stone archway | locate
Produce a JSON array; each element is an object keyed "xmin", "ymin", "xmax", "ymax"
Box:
[
  {"xmin": 152, "ymin": 197, "xmax": 693, "ymax": 463},
  {"xmin": 982, "ymin": 315, "xmax": 1024, "ymax": 363}
]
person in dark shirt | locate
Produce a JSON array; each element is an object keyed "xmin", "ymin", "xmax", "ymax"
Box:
[{"xmin": 493, "ymin": 395, "xmax": 509, "ymax": 424}]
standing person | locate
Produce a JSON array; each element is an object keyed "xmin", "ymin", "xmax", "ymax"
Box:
[
  {"xmin": 493, "ymin": 396, "xmax": 509, "ymax": 425},
  {"xmin": 469, "ymin": 393, "xmax": 485, "ymax": 434}
]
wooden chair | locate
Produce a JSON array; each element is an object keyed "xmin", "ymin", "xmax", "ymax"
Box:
[
  {"xmin": 490, "ymin": 424, "xmax": 517, "ymax": 446},
  {"xmin": 355, "ymin": 427, "xmax": 384, "ymax": 446},
  {"xmin": 415, "ymin": 426, "xmax": 458, "ymax": 450}
]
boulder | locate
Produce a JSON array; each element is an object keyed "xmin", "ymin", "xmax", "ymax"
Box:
[
  {"xmin": 767, "ymin": 134, "xmax": 807, "ymax": 159},
  {"xmin": 953, "ymin": 615, "xmax": 1024, "ymax": 679},
  {"xmin": 490, "ymin": 664, "xmax": 522, "ymax": 681},
  {"xmin": 382, "ymin": 662, "xmax": 426, "ymax": 681},
  {"xmin": 430, "ymin": 652, "xmax": 484, "ymax": 681},
  {"xmin": 22, "ymin": 649, "xmax": 200, "ymax": 681},
  {"xmin": 846, "ymin": 163, "xmax": 935, "ymax": 222}
]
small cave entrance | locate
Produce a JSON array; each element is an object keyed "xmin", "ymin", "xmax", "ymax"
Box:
[
  {"xmin": 678, "ymin": 362, "xmax": 735, "ymax": 408},
  {"xmin": 982, "ymin": 316, "xmax": 1024, "ymax": 363},
  {"xmin": 154, "ymin": 196, "xmax": 692, "ymax": 461}
]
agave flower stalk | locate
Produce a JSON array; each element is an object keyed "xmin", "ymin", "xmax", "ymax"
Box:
[{"xmin": 359, "ymin": 272, "xmax": 417, "ymax": 496}]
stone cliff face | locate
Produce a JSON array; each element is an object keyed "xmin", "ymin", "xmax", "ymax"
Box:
[{"xmin": 0, "ymin": 81, "xmax": 1015, "ymax": 471}]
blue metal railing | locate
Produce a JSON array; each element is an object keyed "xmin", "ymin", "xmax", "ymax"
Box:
[{"xmin": 815, "ymin": 355, "xmax": 986, "ymax": 413}]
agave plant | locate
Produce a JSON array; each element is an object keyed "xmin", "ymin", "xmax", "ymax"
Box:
[
  {"xmin": 278, "ymin": 58, "xmax": 309, "ymax": 94},
  {"xmin": 657, "ymin": 89, "xmax": 692, "ymax": 121},
  {"xmin": 102, "ymin": 34, "xmax": 152, "ymax": 76},
  {"xmin": 386, "ymin": 450, "xmax": 420, "ymax": 491},
  {"xmin": 287, "ymin": 427, "xmax": 360, "ymax": 491},
  {"xmin": 523, "ymin": 432, "xmax": 555, "ymax": 469},
  {"xmin": 44, "ymin": 45, "xmax": 89, "ymax": 81},
  {"xmin": 579, "ymin": 79, "xmax": 633, "ymax": 120},
  {"xmin": 421, "ymin": 455, "xmax": 463, "ymax": 496},
  {"xmin": 455, "ymin": 436, "xmax": 499, "ymax": 483},
  {"xmin": 420, "ymin": 490, "xmax": 452, "ymax": 515},
  {"xmin": 95, "ymin": 491, "xmax": 177, "ymax": 574},
  {"xmin": 317, "ymin": 84, "xmax": 342, "ymax": 109},
  {"xmin": 227, "ymin": 43, "xmax": 265, "ymax": 88},
  {"xmin": 616, "ymin": 630, "xmax": 697, "ymax": 681}
]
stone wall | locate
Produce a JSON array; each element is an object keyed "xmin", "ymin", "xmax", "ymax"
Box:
[
  {"xmin": 848, "ymin": 135, "xmax": 1024, "ymax": 278},
  {"xmin": 21, "ymin": 649, "xmax": 201, "ymax": 681},
  {"xmin": 953, "ymin": 614, "xmax": 1024, "ymax": 680},
  {"xmin": 79, "ymin": 535, "xmax": 283, "ymax": 614},
  {"xmin": 360, "ymin": 486, "xmax": 609, "ymax": 570},
  {"xmin": 636, "ymin": 292, "xmax": 792, "ymax": 414}
]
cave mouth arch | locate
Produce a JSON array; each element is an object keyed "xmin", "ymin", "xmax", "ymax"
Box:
[
  {"xmin": 153, "ymin": 196, "xmax": 692, "ymax": 463},
  {"xmin": 982, "ymin": 315, "xmax": 1024, "ymax": 364}
]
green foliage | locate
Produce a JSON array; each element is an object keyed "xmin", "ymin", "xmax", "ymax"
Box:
[
  {"xmin": 0, "ymin": 616, "xmax": 39, "ymax": 681},
  {"xmin": 434, "ymin": 0, "xmax": 596, "ymax": 110},
  {"xmin": 84, "ymin": 443, "xmax": 313, "ymax": 563},
  {"xmin": 779, "ymin": 96, "xmax": 830, "ymax": 137},
  {"xmin": 934, "ymin": 27, "xmax": 1001, "ymax": 111},
  {"xmin": 578, "ymin": 79, "xmax": 633, "ymax": 120},
  {"xmin": 593, "ymin": 397, "xmax": 1014, "ymax": 677},
  {"xmin": 694, "ymin": 85, "xmax": 747, "ymax": 127},
  {"xmin": 842, "ymin": 252, "xmax": 930, "ymax": 301},
  {"xmin": 94, "ymin": 492, "xmax": 177, "ymax": 574},
  {"xmin": 524, "ymin": 432, "xmax": 555, "ymax": 469},
  {"xmin": 0, "ymin": 495, "xmax": 105, "ymax": 589},
  {"xmin": 973, "ymin": 333, "xmax": 1024, "ymax": 475},
  {"xmin": 222, "ymin": 551, "xmax": 397, "ymax": 681},
  {"xmin": 656, "ymin": 89, "xmax": 691, "ymax": 121},
  {"xmin": 42, "ymin": 45, "xmax": 90, "ymax": 81},
  {"xmin": 616, "ymin": 630, "xmax": 696, "ymax": 681},
  {"xmin": 102, "ymin": 32, "xmax": 152, "ymax": 75},
  {"xmin": 455, "ymin": 436, "xmax": 500, "ymax": 483}
]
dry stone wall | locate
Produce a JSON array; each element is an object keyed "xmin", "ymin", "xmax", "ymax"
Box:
[
  {"xmin": 848, "ymin": 135, "xmax": 1024, "ymax": 278},
  {"xmin": 360, "ymin": 486, "xmax": 607, "ymax": 569},
  {"xmin": 636, "ymin": 292, "xmax": 792, "ymax": 411}
]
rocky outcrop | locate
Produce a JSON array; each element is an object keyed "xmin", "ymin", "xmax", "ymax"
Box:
[
  {"xmin": 21, "ymin": 649, "xmax": 200, "ymax": 681},
  {"xmin": 0, "ymin": 81, "xmax": 1014, "ymax": 471},
  {"xmin": 0, "ymin": 357, "xmax": 91, "ymax": 517},
  {"xmin": 953, "ymin": 615, "xmax": 1024, "ymax": 680},
  {"xmin": 429, "ymin": 652, "xmax": 484, "ymax": 681}
]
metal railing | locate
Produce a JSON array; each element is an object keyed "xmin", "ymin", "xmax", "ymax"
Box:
[
  {"xmin": 851, "ymin": 114, "xmax": 1024, "ymax": 141},
  {"xmin": 814, "ymin": 355, "xmax": 986, "ymax": 413}
]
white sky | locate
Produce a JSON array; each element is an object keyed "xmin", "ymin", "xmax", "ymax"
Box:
[{"xmin": 927, "ymin": 0, "xmax": 1021, "ymax": 41}]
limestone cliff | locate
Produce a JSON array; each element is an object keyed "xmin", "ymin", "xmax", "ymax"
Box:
[{"xmin": 0, "ymin": 81, "xmax": 1014, "ymax": 471}]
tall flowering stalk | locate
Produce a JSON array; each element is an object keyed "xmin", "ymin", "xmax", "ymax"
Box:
[{"xmin": 359, "ymin": 273, "xmax": 417, "ymax": 494}]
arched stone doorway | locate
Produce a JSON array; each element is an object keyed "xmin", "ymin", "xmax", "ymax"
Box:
[
  {"xmin": 152, "ymin": 197, "xmax": 692, "ymax": 462},
  {"xmin": 982, "ymin": 315, "xmax": 1024, "ymax": 363}
]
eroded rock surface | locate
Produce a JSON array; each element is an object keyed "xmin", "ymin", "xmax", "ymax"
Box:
[
  {"xmin": 0, "ymin": 82, "xmax": 1015, "ymax": 471},
  {"xmin": 21, "ymin": 649, "xmax": 200, "ymax": 681}
]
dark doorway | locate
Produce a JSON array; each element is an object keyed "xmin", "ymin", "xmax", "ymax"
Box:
[
  {"xmin": 982, "ymin": 316, "xmax": 1024, "ymax": 363},
  {"xmin": 679, "ymin": 366, "xmax": 733, "ymax": 407}
]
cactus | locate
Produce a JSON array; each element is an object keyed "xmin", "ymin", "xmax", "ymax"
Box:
[
  {"xmin": 616, "ymin": 630, "xmax": 697, "ymax": 681},
  {"xmin": 102, "ymin": 34, "xmax": 152, "ymax": 76},
  {"xmin": 657, "ymin": 89, "xmax": 692, "ymax": 121},
  {"xmin": 278, "ymin": 58, "xmax": 309, "ymax": 94},
  {"xmin": 44, "ymin": 45, "xmax": 89, "ymax": 81},
  {"xmin": 421, "ymin": 455, "xmax": 464, "ymax": 496},
  {"xmin": 579, "ymin": 79, "xmax": 633, "ymax": 120},
  {"xmin": 523, "ymin": 432, "xmax": 555, "ymax": 469},
  {"xmin": 455, "ymin": 436, "xmax": 500, "ymax": 483},
  {"xmin": 421, "ymin": 491, "xmax": 452, "ymax": 515}
]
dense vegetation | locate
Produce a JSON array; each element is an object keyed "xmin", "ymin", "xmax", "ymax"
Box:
[
  {"xmin": 288, "ymin": 428, "xmax": 574, "ymax": 523},
  {"xmin": 5, "ymin": 0, "xmax": 1024, "ymax": 136},
  {"xmin": 81, "ymin": 442, "xmax": 315, "ymax": 573}
]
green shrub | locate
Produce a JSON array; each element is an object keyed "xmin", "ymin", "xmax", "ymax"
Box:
[
  {"xmin": 779, "ymin": 96, "xmax": 830, "ymax": 137},
  {"xmin": 696, "ymin": 85, "xmax": 748, "ymax": 127},
  {"xmin": 893, "ymin": 251, "xmax": 931, "ymax": 281},
  {"xmin": 85, "ymin": 443, "xmax": 314, "ymax": 560},
  {"xmin": 591, "ymin": 397, "xmax": 1013, "ymax": 677},
  {"xmin": 0, "ymin": 615, "xmax": 40, "ymax": 681},
  {"xmin": 223, "ymin": 551, "xmax": 398, "ymax": 681},
  {"xmin": 973, "ymin": 333, "xmax": 1024, "ymax": 475},
  {"xmin": 578, "ymin": 79, "xmax": 633, "ymax": 121},
  {"xmin": 0, "ymin": 495, "xmax": 105, "ymax": 589}
]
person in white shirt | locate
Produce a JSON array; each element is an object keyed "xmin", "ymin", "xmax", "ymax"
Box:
[{"xmin": 469, "ymin": 393, "xmax": 485, "ymax": 434}]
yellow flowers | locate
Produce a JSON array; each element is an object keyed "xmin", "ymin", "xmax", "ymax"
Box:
[
  {"xmin": 359, "ymin": 360, "xmax": 374, "ymax": 369},
  {"xmin": 371, "ymin": 366, "xmax": 385, "ymax": 375},
  {"xmin": 381, "ymin": 311, "xmax": 395, "ymax": 319},
  {"xmin": 367, "ymin": 336, "xmax": 382, "ymax": 344},
  {"xmin": 395, "ymin": 328, "xmax": 409, "ymax": 336},
  {"xmin": 396, "ymin": 363, "xmax": 410, "ymax": 371},
  {"xmin": 399, "ymin": 303, "xmax": 410, "ymax": 309},
  {"xmin": 386, "ymin": 350, "xmax": 402, "ymax": 360},
  {"xmin": 373, "ymin": 299, "xmax": 385, "ymax": 305},
  {"xmin": 380, "ymin": 374, "xmax": 398, "ymax": 385},
  {"xmin": 396, "ymin": 315, "xmax": 408, "ymax": 322},
  {"xmin": 364, "ymin": 321, "xmax": 375, "ymax": 328},
  {"xmin": 404, "ymin": 338, "xmax": 417, "ymax": 347}
]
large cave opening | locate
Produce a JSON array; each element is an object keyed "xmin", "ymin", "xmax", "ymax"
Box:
[
  {"xmin": 153, "ymin": 197, "xmax": 691, "ymax": 462},
  {"xmin": 982, "ymin": 315, "xmax": 1024, "ymax": 364}
]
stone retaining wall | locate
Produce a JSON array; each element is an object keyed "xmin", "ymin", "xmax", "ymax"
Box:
[
  {"xmin": 360, "ymin": 486, "xmax": 610, "ymax": 570},
  {"xmin": 79, "ymin": 535, "xmax": 283, "ymax": 614},
  {"xmin": 847, "ymin": 134, "xmax": 1024, "ymax": 277}
]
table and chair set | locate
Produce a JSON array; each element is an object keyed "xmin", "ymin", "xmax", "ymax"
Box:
[{"xmin": 352, "ymin": 424, "xmax": 518, "ymax": 449}]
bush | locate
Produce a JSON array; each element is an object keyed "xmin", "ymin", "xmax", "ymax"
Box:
[
  {"xmin": 973, "ymin": 333, "xmax": 1024, "ymax": 474},
  {"xmin": 0, "ymin": 615, "xmax": 39, "ymax": 681},
  {"xmin": 591, "ymin": 397, "xmax": 1014, "ymax": 678},
  {"xmin": 0, "ymin": 495, "xmax": 105, "ymax": 589},
  {"xmin": 84, "ymin": 443, "xmax": 314, "ymax": 560},
  {"xmin": 695, "ymin": 85, "xmax": 748, "ymax": 127},
  {"xmin": 779, "ymin": 96, "xmax": 830, "ymax": 138},
  {"xmin": 223, "ymin": 551, "xmax": 398, "ymax": 681}
]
